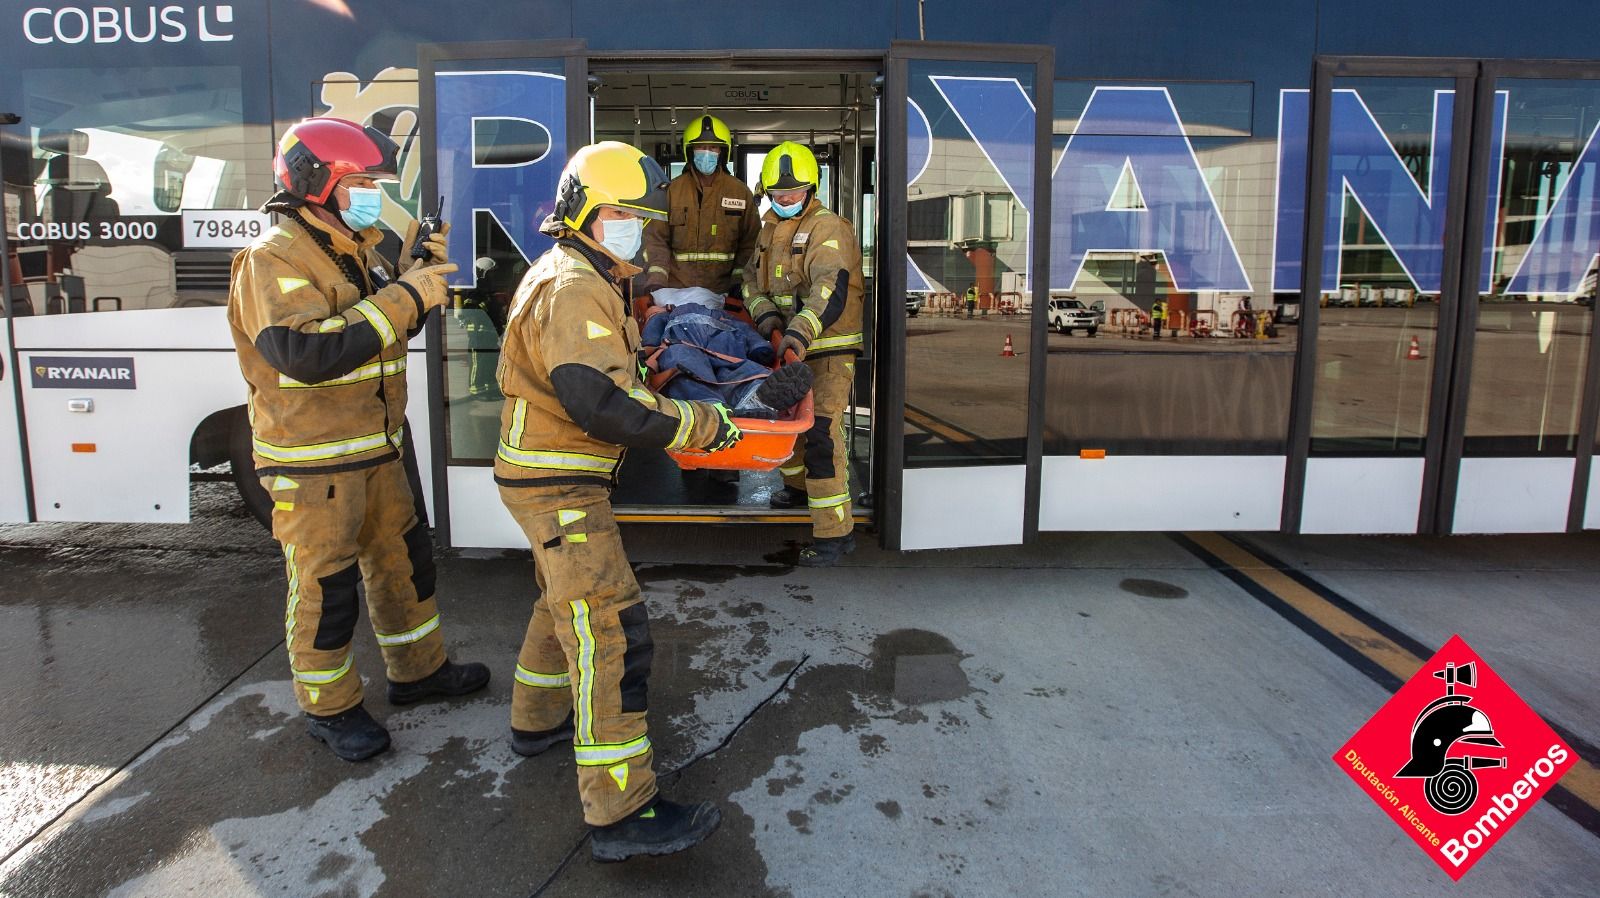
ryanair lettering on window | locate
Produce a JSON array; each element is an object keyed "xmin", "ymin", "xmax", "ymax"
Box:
[
  {"xmin": 426, "ymin": 72, "xmax": 1598, "ymax": 301},
  {"xmin": 29, "ymin": 356, "xmax": 137, "ymax": 390}
]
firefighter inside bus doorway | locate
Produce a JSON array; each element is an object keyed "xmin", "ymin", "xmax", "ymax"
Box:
[
  {"xmin": 493, "ymin": 141, "xmax": 811, "ymax": 861},
  {"xmin": 227, "ymin": 117, "xmax": 490, "ymax": 762},
  {"xmin": 639, "ymin": 114, "xmax": 761, "ymax": 488},
  {"xmin": 745, "ymin": 142, "xmax": 867, "ymax": 567}
]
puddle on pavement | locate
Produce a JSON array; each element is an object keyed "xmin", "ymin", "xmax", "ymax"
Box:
[
  {"xmin": 1119, "ymin": 578, "xmax": 1189, "ymax": 599},
  {"xmin": 866, "ymin": 629, "xmax": 973, "ymax": 705}
]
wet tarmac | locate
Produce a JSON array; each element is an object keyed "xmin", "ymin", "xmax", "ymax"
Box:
[{"xmin": 2, "ymin": 484, "xmax": 1598, "ymax": 897}]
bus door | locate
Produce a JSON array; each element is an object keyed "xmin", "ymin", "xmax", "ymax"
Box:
[
  {"xmin": 880, "ymin": 42, "xmax": 1054, "ymax": 549},
  {"xmin": 1287, "ymin": 59, "xmax": 1600, "ymax": 534},
  {"xmin": 419, "ymin": 40, "xmax": 589, "ymax": 549}
]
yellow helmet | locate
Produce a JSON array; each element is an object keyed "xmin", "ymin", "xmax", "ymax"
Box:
[
  {"xmin": 760, "ymin": 141, "xmax": 819, "ymax": 194},
  {"xmin": 552, "ymin": 141, "xmax": 669, "ymax": 232},
  {"xmin": 682, "ymin": 114, "xmax": 733, "ymax": 163}
]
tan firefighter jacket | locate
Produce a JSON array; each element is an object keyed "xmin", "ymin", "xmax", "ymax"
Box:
[
  {"xmin": 742, "ymin": 198, "xmax": 866, "ymax": 359},
  {"xmin": 228, "ymin": 205, "xmax": 428, "ymax": 476},
  {"xmin": 494, "ymin": 228, "xmax": 728, "ymax": 488},
  {"xmin": 640, "ymin": 169, "xmax": 760, "ymax": 296}
]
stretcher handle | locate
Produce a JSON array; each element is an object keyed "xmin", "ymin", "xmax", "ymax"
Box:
[{"xmin": 770, "ymin": 331, "xmax": 801, "ymax": 368}]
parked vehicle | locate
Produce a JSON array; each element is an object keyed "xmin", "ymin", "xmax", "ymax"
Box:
[{"xmin": 1049, "ymin": 297, "xmax": 1099, "ymax": 335}]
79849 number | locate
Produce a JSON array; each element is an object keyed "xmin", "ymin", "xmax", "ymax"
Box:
[{"xmin": 192, "ymin": 218, "xmax": 263, "ymax": 240}]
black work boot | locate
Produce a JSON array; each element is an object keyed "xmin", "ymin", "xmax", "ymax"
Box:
[
  {"xmin": 768, "ymin": 485, "xmax": 808, "ymax": 509},
  {"xmin": 306, "ymin": 704, "xmax": 390, "ymax": 762},
  {"xmin": 387, "ymin": 659, "xmax": 491, "ymax": 706},
  {"xmin": 798, "ymin": 534, "xmax": 856, "ymax": 568},
  {"xmin": 590, "ymin": 798, "xmax": 722, "ymax": 863},
  {"xmin": 510, "ymin": 713, "xmax": 575, "ymax": 757}
]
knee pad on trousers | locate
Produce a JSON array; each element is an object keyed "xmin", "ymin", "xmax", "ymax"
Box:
[
  {"xmin": 804, "ymin": 415, "xmax": 836, "ymax": 480},
  {"xmin": 617, "ymin": 603, "xmax": 654, "ymax": 713},
  {"xmin": 403, "ymin": 521, "xmax": 437, "ymax": 601},
  {"xmin": 313, "ymin": 563, "xmax": 362, "ymax": 651}
]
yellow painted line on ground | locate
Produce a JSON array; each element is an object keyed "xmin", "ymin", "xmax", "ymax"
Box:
[
  {"xmin": 1187, "ymin": 531, "xmax": 1600, "ymax": 814},
  {"xmin": 1187, "ymin": 532, "xmax": 1424, "ymax": 681}
]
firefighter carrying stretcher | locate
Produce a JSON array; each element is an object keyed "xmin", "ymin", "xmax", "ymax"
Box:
[
  {"xmin": 492, "ymin": 141, "xmax": 810, "ymax": 861},
  {"xmin": 744, "ymin": 141, "xmax": 867, "ymax": 567}
]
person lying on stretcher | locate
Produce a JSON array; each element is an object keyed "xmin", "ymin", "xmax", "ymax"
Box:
[{"xmin": 640, "ymin": 293, "xmax": 811, "ymax": 416}]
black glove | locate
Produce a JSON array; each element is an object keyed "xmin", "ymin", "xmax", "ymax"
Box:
[{"xmin": 753, "ymin": 363, "xmax": 813, "ymax": 411}]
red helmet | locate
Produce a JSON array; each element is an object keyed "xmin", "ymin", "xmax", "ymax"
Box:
[{"xmin": 273, "ymin": 117, "xmax": 399, "ymax": 206}]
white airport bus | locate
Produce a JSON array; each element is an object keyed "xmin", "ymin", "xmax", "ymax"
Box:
[{"xmin": 4, "ymin": 3, "xmax": 1600, "ymax": 549}]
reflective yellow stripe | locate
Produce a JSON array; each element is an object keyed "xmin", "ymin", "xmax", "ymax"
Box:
[
  {"xmin": 508, "ymin": 399, "xmax": 529, "ymax": 446},
  {"xmin": 571, "ymin": 600, "xmax": 597, "ymax": 745},
  {"xmin": 808, "ymin": 492, "xmax": 850, "ymax": 509},
  {"xmin": 667, "ymin": 399, "xmax": 695, "ymax": 451},
  {"xmin": 745, "ymin": 294, "xmax": 775, "ymax": 317},
  {"xmin": 779, "ymin": 465, "xmax": 806, "ymax": 476},
  {"xmin": 273, "ymin": 500, "xmax": 296, "ymax": 511},
  {"xmin": 496, "ymin": 443, "xmax": 619, "ymax": 474},
  {"xmin": 515, "ymin": 665, "xmax": 571, "ymax": 689},
  {"xmin": 375, "ymin": 613, "xmax": 440, "ymax": 647},
  {"xmin": 284, "ymin": 544, "xmax": 301, "ymax": 646},
  {"xmin": 293, "ymin": 653, "xmax": 353, "ymax": 685},
  {"xmin": 254, "ymin": 430, "xmax": 394, "ymax": 463},
  {"xmin": 389, "ymin": 425, "xmax": 405, "ymax": 450},
  {"xmin": 797, "ymin": 309, "xmax": 823, "ymax": 337},
  {"xmin": 278, "ymin": 357, "xmax": 406, "ymax": 389},
  {"xmin": 628, "ymin": 387, "xmax": 658, "ymax": 407},
  {"xmin": 574, "ymin": 735, "xmax": 652, "ymax": 767},
  {"xmin": 352, "ymin": 299, "xmax": 397, "ymax": 348},
  {"xmin": 675, "ymin": 251, "xmax": 736, "ymax": 262},
  {"xmin": 318, "ymin": 318, "xmax": 346, "ymax": 333},
  {"xmin": 774, "ymin": 294, "xmax": 795, "ymax": 309},
  {"xmin": 809, "ymin": 332, "xmax": 864, "ymax": 351}
]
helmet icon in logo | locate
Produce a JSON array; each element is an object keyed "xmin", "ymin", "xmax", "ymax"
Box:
[{"xmin": 1395, "ymin": 661, "xmax": 1507, "ymax": 815}]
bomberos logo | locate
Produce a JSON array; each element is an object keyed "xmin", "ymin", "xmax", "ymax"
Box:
[
  {"xmin": 29, "ymin": 355, "xmax": 137, "ymax": 390},
  {"xmin": 22, "ymin": 4, "xmax": 234, "ymax": 44},
  {"xmin": 1334, "ymin": 635, "xmax": 1576, "ymax": 880}
]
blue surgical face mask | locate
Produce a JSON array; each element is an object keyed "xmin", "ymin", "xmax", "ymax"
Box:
[
  {"xmin": 599, "ymin": 216, "xmax": 643, "ymax": 261},
  {"xmin": 339, "ymin": 186, "xmax": 383, "ymax": 231},
  {"xmin": 692, "ymin": 149, "xmax": 720, "ymax": 175},
  {"xmin": 772, "ymin": 196, "xmax": 806, "ymax": 219}
]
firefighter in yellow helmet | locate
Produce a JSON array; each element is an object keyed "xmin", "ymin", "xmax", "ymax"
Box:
[
  {"xmin": 495, "ymin": 141, "xmax": 810, "ymax": 862},
  {"xmin": 227, "ymin": 117, "xmax": 489, "ymax": 762},
  {"xmin": 640, "ymin": 114, "xmax": 760, "ymax": 299},
  {"xmin": 744, "ymin": 141, "xmax": 866, "ymax": 566}
]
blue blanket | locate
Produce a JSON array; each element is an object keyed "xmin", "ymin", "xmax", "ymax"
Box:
[{"xmin": 641, "ymin": 305, "xmax": 778, "ymax": 412}]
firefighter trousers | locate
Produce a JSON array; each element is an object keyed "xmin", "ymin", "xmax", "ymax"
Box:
[
  {"xmin": 781, "ymin": 354, "xmax": 856, "ymax": 539},
  {"xmin": 263, "ymin": 458, "xmax": 447, "ymax": 716},
  {"xmin": 498, "ymin": 484, "xmax": 658, "ymax": 826}
]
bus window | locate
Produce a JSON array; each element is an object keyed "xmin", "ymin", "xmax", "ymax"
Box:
[{"xmin": 3, "ymin": 65, "xmax": 271, "ymax": 315}]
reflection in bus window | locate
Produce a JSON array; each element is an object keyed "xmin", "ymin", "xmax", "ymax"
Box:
[{"xmin": 3, "ymin": 65, "xmax": 269, "ymax": 315}]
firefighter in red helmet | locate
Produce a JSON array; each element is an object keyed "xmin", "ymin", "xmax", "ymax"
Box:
[{"xmin": 227, "ymin": 116, "xmax": 489, "ymax": 761}]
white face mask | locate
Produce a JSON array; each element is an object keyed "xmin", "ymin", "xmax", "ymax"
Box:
[{"xmin": 598, "ymin": 216, "xmax": 643, "ymax": 261}]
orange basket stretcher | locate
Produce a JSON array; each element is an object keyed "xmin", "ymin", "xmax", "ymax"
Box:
[
  {"xmin": 639, "ymin": 317, "xmax": 813, "ymax": 472},
  {"xmin": 667, "ymin": 389, "xmax": 813, "ymax": 471}
]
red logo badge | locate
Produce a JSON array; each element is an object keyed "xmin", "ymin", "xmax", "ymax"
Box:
[{"xmin": 1334, "ymin": 634, "xmax": 1575, "ymax": 880}]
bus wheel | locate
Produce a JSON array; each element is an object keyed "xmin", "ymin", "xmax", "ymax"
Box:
[{"xmin": 228, "ymin": 408, "xmax": 273, "ymax": 532}]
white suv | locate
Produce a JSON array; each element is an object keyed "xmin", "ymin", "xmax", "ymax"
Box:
[{"xmin": 1049, "ymin": 297, "xmax": 1100, "ymax": 336}]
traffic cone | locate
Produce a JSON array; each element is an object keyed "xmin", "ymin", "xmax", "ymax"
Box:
[
  {"xmin": 1407, "ymin": 335, "xmax": 1423, "ymax": 360},
  {"xmin": 1000, "ymin": 334, "xmax": 1016, "ymax": 357}
]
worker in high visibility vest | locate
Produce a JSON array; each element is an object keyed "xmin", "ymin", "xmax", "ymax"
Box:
[
  {"xmin": 965, "ymin": 284, "xmax": 978, "ymax": 319},
  {"xmin": 1150, "ymin": 298, "xmax": 1168, "ymax": 340}
]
